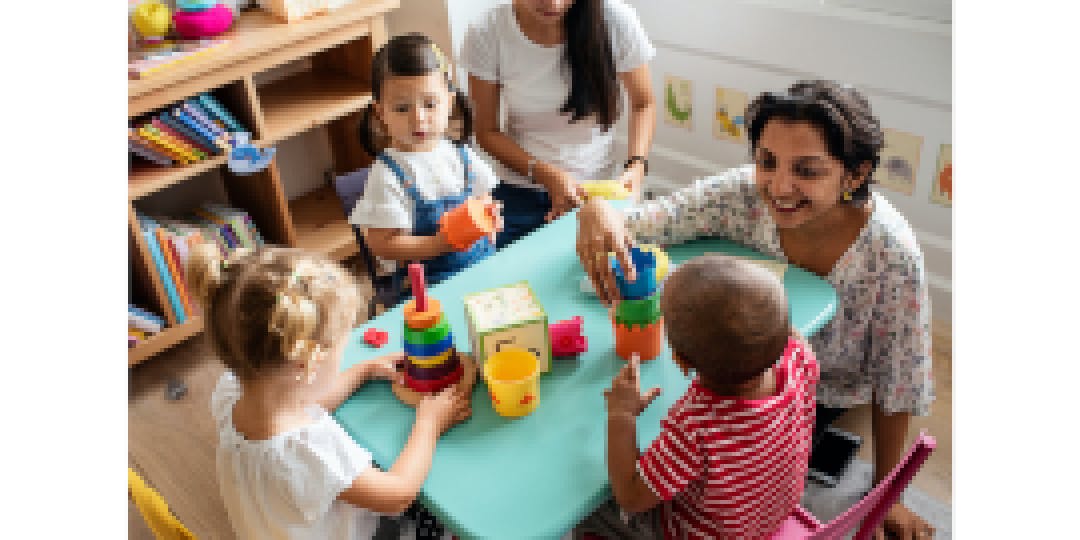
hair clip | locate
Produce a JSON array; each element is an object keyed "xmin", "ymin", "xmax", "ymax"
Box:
[{"xmin": 431, "ymin": 43, "xmax": 447, "ymax": 73}]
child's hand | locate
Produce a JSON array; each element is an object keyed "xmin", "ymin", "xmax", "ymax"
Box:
[
  {"xmin": 604, "ymin": 355, "xmax": 662, "ymax": 420},
  {"xmin": 475, "ymin": 193, "xmax": 504, "ymax": 245},
  {"xmin": 363, "ymin": 353, "xmax": 405, "ymax": 386},
  {"xmin": 416, "ymin": 386, "xmax": 472, "ymax": 435}
]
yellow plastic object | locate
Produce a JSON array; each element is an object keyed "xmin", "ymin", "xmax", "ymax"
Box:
[
  {"xmin": 483, "ymin": 348, "xmax": 540, "ymax": 418},
  {"xmin": 580, "ymin": 180, "xmax": 631, "ymax": 200},
  {"xmin": 638, "ymin": 244, "xmax": 670, "ymax": 280},
  {"xmin": 128, "ymin": 468, "xmax": 197, "ymax": 540},
  {"xmin": 132, "ymin": 1, "xmax": 172, "ymax": 41}
]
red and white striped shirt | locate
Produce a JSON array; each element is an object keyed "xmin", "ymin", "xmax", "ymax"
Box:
[{"xmin": 637, "ymin": 336, "xmax": 819, "ymax": 539}]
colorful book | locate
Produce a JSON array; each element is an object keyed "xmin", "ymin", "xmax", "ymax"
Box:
[
  {"xmin": 129, "ymin": 139, "xmax": 173, "ymax": 166},
  {"xmin": 138, "ymin": 126, "xmax": 194, "ymax": 164},
  {"xmin": 173, "ymin": 108, "xmax": 221, "ymax": 150},
  {"xmin": 183, "ymin": 101, "xmax": 227, "ymax": 140},
  {"xmin": 150, "ymin": 119, "xmax": 206, "ymax": 160},
  {"xmin": 129, "ymin": 305, "xmax": 166, "ymax": 328},
  {"xmin": 195, "ymin": 208, "xmax": 243, "ymax": 249},
  {"xmin": 158, "ymin": 111, "xmax": 217, "ymax": 154},
  {"xmin": 138, "ymin": 216, "xmax": 186, "ymax": 324},
  {"xmin": 130, "ymin": 128, "xmax": 179, "ymax": 164},
  {"xmin": 197, "ymin": 93, "xmax": 244, "ymax": 132},
  {"xmin": 129, "ymin": 328, "xmax": 147, "ymax": 341},
  {"xmin": 146, "ymin": 125, "xmax": 201, "ymax": 163},
  {"xmin": 203, "ymin": 205, "xmax": 254, "ymax": 248},
  {"xmin": 129, "ymin": 312, "xmax": 163, "ymax": 334},
  {"xmin": 156, "ymin": 228, "xmax": 194, "ymax": 318},
  {"xmin": 129, "ymin": 38, "xmax": 230, "ymax": 80},
  {"xmin": 129, "ymin": 335, "xmax": 139, "ymax": 348}
]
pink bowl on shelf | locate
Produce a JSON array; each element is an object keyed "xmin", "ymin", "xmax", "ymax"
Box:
[{"xmin": 173, "ymin": 3, "xmax": 234, "ymax": 39}]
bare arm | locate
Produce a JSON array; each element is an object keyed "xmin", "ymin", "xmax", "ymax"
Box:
[
  {"xmin": 316, "ymin": 354, "xmax": 403, "ymax": 413},
  {"xmin": 338, "ymin": 387, "xmax": 472, "ymax": 514},
  {"xmin": 871, "ymin": 404, "xmax": 912, "ymax": 486},
  {"xmin": 608, "ymin": 413, "xmax": 661, "ymax": 513},
  {"xmin": 469, "ymin": 75, "xmax": 582, "ymax": 220},
  {"xmin": 365, "ymin": 227, "xmax": 452, "ymax": 263},
  {"xmin": 615, "ymin": 64, "xmax": 656, "ymax": 196}
]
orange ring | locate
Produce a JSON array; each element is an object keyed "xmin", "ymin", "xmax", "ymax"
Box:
[{"xmin": 404, "ymin": 298, "xmax": 442, "ymax": 330}]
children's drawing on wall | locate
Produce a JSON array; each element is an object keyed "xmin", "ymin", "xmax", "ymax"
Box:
[
  {"xmin": 664, "ymin": 75, "xmax": 693, "ymax": 131},
  {"xmin": 930, "ymin": 143, "xmax": 952, "ymax": 207},
  {"xmin": 713, "ymin": 86, "xmax": 748, "ymax": 142},
  {"xmin": 873, "ymin": 128, "xmax": 922, "ymax": 196}
]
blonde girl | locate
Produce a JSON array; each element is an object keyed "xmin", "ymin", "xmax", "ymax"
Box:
[{"xmin": 189, "ymin": 245, "xmax": 470, "ymax": 539}]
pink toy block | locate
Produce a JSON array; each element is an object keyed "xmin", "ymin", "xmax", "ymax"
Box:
[
  {"xmin": 549, "ymin": 316, "xmax": 588, "ymax": 357},
  {"xmin": 363, "ymin": 327, "xmax": 389, "ymax": 348}
]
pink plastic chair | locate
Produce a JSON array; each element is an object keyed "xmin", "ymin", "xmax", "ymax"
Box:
[{"xmin": 770, "ymin": 432, "xmax": 937, "ymax": 540}]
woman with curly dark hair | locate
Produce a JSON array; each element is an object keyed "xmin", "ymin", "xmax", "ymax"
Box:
[{"xmin": 577, "ymin": 80, "xmax": 937, "ymax": 540}]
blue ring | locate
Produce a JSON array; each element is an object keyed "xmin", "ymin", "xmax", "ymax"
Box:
[{"xmin": 404, "ymin": 334, "xmax": 454, "ymax": 358}]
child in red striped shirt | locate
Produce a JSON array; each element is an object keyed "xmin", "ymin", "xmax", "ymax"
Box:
[{"xmin": 586, "ymin": 254, "xmax": 819, "ymax": 540}]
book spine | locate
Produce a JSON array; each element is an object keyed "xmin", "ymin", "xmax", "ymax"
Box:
[
  {"xmin": 158, "ymin": 112, "xmax": 217, "ymax": 154},
  {"xmin": 138, "ymin": 126, "xmax": 194, "ymax": 164},
  {"xmin": 146, "ymin": 125, "xmax": 200, "ymax": 163},
  {"xmin": 174, "ymin": 108, "xmax": 221, "ymax": 150},
  {"xmin": 198, "ymin": 93, "xmax": 244, "ymax": 132},
  {"xmin": 150, "ymin": 119, "xmax": 206, "ymax": 161},
  {"xmin": 129, "ymin": 129, "xmax": 177, "ymax": 164},
  {"xmin": 141, "ymin": 222, "xmax": 186, "ymax": 324},
  {"xmin": 156, "ymin": 228, "xmax": 193, "ymax": 319},
  {"xmin": 129, "ymin": 313, "xmax": 163, "ymax": 334},
  {"xmin": 183, "ymin": 101, "xmax": 226, "ymax": 140},
  {"xmin": 129, "ymin": 139, "xmax": 173, "ymax": 166},
  {"xmin": 129, "ymin": 305, "xmax": 166, "ymax": 328}
]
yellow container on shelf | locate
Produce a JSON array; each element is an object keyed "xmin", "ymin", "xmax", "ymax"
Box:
[{"xmin": 483, "ymin": 348, "xmax": 540, "ymax": 418}]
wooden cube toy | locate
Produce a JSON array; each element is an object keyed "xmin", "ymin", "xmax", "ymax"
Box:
[{"xmin": 463, "ymin": 281, "xmax": 551, "ymax": 372}]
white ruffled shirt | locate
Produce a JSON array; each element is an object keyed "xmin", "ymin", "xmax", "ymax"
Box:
[
  {"xmin": 625, "ymin": 166, "xmax": 935, "ymax": 415},
  {"xmin": 460, "ymin": 0, "xmax": 656, "ymax": 188},
  {"xmin": 211, "ymin": 372, "xmax": 381, "ymax": 540}
]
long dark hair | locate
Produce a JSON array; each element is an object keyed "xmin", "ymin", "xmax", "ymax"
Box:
[
  {"xmin": 745, "ymin": 80, "xmax": 884, "ymax": 203},
  {"xmin": 561, "ymin": 0, "xmax": 619, "ymax": 131},
  {"xmin": 358, "ymin": 33, "xmax": 474, "ymax": 157}
]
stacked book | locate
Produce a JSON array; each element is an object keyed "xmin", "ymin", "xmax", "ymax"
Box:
[
  {"xmin": 136, "ymin": 205, "xmax": 266, "ymax": 324},
  {"xmin": 128, "ymin": 38, "xmax": 230, "ymax": 80},
  {"xmin": 129, "ymin": 304, "xmax": 166, "ymax": 348},
  {"xmin": 129, "ymin": 93, "xmax": 248, "ymax": 167}
]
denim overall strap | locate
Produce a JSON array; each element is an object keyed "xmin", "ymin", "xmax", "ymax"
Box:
[
  {"xmin": 457, "ymin": 144, "xmax": 476, "ymax": 197},
  {"xmin": 376, "ymin": 153, "xmax": 425, "ymax": 202}
]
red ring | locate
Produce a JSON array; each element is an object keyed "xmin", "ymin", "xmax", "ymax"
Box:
[{"xmin": 403, "ymin": 362, "xmax": 464, "ymax": 393}]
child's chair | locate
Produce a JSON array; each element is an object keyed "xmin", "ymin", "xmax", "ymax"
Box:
[
  {"xmin": 128, "ymin": 467, "xmax": 197, "ymax": 540},
  {"xmin": 332, "ymin": 168, "xmax": 404, "ymax": 309},
  {"xmin": 770, "ymin": 431, "xmax": 937, "ymax": 540}
]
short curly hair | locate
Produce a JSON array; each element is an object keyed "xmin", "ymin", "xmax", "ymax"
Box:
[
  {"xmin": 745, "ymin": 80, "xmax": 884, "ymax": 203},
  {"xmin": 660, "ymin": 255, "xmax": 790, "ymax": 388}
]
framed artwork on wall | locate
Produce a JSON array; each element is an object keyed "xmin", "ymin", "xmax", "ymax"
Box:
[
  {"xmin": 663, "ymin": 75, "xmax": 693, "ymax": 131},
  {"xmin": 873, "ymin": 128, "xmax": 923, "ymax": 196}
]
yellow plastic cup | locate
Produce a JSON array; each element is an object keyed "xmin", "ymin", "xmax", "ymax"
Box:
[{"xmin": 483, "ymin": 348, "xmax": 540, "ymax": 417}]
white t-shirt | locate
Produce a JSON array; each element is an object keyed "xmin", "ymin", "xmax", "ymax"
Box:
[
  {"xmin": 349, "ymin": 140, "xmax": 499, "ymax": 231},
  {"xmin": 460, "ymin": 0, "xmax": 655, "ymax": 190},
  {"xmin": 211, "ymin": 371, "xmax": 383, "ymax": 540}
]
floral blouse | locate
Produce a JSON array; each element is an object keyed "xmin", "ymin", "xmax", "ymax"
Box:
[{"xmin": 626, "ymin": 165, "xmax": 934, "ymax": 415}]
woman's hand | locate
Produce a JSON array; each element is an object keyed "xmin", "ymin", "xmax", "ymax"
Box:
[
  {"xmin": 615, "ymin": 161, "xmax": 646, "ymax": 199},
  {"xmin": 876, "ymin": 502, "xmax": 935, "ymax": 540},
  {"xmin": 534, "ymin": 161, "xmax": 583, "ymax": 222},
  {"xmin": 576, "ymin": 197, "xmax": 636, "ymax": 306},
  {"xmin": 474, "ymin": 193, "xmax": 504, "ymax": 245}
]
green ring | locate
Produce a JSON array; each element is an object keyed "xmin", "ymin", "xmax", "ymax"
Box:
[
  {"xmin": 403, "ymin": 316, "xmax": 450, "ymax": 345},
  {"xmin": 615, "ymin": 296, "xmax": 661, "ymax": 325}
]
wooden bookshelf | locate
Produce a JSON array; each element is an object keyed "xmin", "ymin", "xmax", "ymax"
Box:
[{"xmin": 128, "ymin": 1, "xmax": 395, "ymax": 366}]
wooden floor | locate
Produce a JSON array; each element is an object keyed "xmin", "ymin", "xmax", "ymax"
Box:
[{"xmin": 129, "ymin": 280, "xmax": 952, "ymax": 538}]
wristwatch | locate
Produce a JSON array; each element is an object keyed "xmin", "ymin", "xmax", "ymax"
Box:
[{"xmin": 624, "ymin": 155, "xmax": 649, "ymax": 176}]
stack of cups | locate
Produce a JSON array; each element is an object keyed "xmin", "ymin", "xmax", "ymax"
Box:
[
  {"xmin": 611, "ymin": 247, "xmax": 664, "ymax": 362},
  {"xmin": 402, "ymin": 264, "xmax": 463, "ymax": 392}
]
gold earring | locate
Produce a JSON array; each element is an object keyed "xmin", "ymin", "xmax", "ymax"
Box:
[{"xmin": 842, "ymin": 189, "xmax": 853, "ymax": 201}]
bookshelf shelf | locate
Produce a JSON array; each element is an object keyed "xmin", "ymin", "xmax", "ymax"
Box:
[
  {"xmin": 129, "ymin": 316, "xmax": 205, "ymax": 367},
  {"xmin": 258, "ymin": 71, "xmax": 373, "ymax": 145},
  {"xmin": 128, "ymin": 2, "xmax": 393, "ymax": 366},
  {"xmin": 290, "ymin": 185, "xmax": 359, "ymax": 261},
  {"xmin": 129, "ymin": 155, "xmax": 229, "ymax": 200}
]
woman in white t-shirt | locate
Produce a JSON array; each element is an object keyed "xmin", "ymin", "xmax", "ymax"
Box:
[{"xmin": 461, "ymin": 0, "xmax": 656, "ymax": 248}]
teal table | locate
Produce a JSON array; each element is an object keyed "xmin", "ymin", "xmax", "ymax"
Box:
[{"xmin": 334, "ymin": 210, "xmax": 837, "ymax": 539}]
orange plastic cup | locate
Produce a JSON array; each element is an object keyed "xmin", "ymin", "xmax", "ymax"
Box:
[
  {"xmin": 439, "ymin": 199, "xmax": 497, "ymax": 251},
  {"xmin": 614, "ymin": 318, "xmax": 664, "ymax": 362}
]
